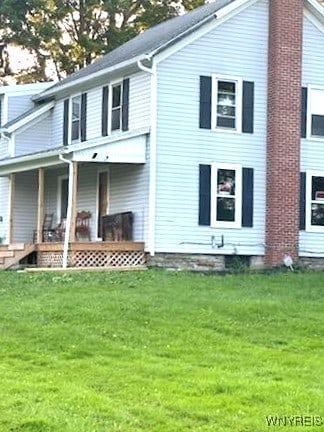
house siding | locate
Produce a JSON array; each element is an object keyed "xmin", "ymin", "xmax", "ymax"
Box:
[
  {"xmin": 15, "ymin": 115, "xmax": 52, "ymax": 156},
  {"xmin": 8, "ymin": 95, "xmax": 35, "ymax": 122},
  {"xmin": 154, "ymin": 0, "xmax": 269, "ymax": 256},
  {"xmin": 300, "ymin": 13, "xmax": 324, "ymax": 256}
]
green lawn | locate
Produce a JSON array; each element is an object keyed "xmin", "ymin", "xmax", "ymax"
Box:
[{"xmin": 0, "ymin": 270, "xmax": 323, "ymax": 432}]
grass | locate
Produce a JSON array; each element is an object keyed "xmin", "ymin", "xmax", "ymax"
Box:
[{"xmin": 0, "ymin": 269, "xmax": 323, "ymax": 431}]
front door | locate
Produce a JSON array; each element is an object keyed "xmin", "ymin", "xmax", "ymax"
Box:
[{"xmin": 97, "ymin": 171, "xmax": 108, "ymax": 238}]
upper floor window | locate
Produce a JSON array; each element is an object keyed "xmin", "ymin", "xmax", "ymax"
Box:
[
  {"xmin": 305, "ymin": 171, "xmax": 324, "ymax": 231},
  {"xmin": 213, "ymin": 77, "xmax": 242, "ymax": 131},
  {"xmin": 199, "ymin": 75, "xmax": 254, "ymax": 133},
  {"xmin": 71, "ymin": 95, "xmax": 81, "ymax": 141},
  {"xmin": 63, "ymin": 93, "xmax": 87, "ymax": 145},
  {"xmin": 306, "ymin": 86, "xmax": 324, "ymax": 138},
  {"xmin": 102, "ymin": 78, "xmax": 129, "ymax": 137}
]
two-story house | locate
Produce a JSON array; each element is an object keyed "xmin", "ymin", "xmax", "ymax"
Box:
[{"xmin": 0, "ymin": 0, "xmax": 323, "ymax": 270}]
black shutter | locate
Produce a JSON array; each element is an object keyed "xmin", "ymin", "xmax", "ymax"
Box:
[
  {"xmin": 242, "ymin": 81, "xmax": 254, "ymax": 133},
  {"xmin": 242, "ymin": 167, "xmax": 254, "ymax": 227},
  {"xmin": 63, "ymin": 99, "xmax": 69, "ymax": 146},
  {"xmin": 300, "ymin": 172, "xmax": 306, "ymax": 230},
  {"xmin": 199, "ymin": 76, "xmax": 212, "ymax": 129},
  {"xmin": 199, "ymin": 164, "xmax": 211, "ymax": 226},
  {"xmin": 122, "ymin": 78, "xmax": 129, "ymax": 131},
  {"xmin": 301, "ymin": 87, "xmax": 307, "ymax": 139},
  {"xmin": 80, "ymin": 93, "xmax": 87, "ymax": 142},
  {"xmin": 102, "ymin": 86, "xmax": 109, "ymax": 136}
]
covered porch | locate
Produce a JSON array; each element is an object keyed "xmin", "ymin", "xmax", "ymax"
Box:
[{"xmin": 0, "ymin": 130, "xmax": 149, "ymax": 269}]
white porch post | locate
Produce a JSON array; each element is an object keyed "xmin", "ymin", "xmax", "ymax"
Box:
[
  {"xmin": 60, "ymin": 158, "xmax": 78, "ymax": 269},
  {"xmin": 8, "ymin": 173, "xmax": 15, "ymax": 244},
  {"xmin": 36, "ymin": 167, "xmax": 45, "ymax": 244}
]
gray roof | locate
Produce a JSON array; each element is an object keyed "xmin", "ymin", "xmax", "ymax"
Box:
[
  {"xmin": 1, "ymin": 105, "xmax": 40, "ymax": 130},
  {"xmin": 38, "ymin": 0, "xmax": 234, "ymax": 96}
]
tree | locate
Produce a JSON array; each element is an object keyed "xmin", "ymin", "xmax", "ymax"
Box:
[{"xmin": 0, "ymin": 0, "xmax": 205, "ymax": 83}]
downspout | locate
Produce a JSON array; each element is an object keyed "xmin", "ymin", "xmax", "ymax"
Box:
[
  {"xmin": 59, "ymin": 154, "xmax": 74, "ymax": 269},
  {"xmin": 137, "ymin": 58, "xmax": 157, "ymax": 256}
]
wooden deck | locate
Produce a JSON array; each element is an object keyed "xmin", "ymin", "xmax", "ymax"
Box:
[{"xmin": 35, "ymin": 241, "xmax": 146, "ymax": 268}]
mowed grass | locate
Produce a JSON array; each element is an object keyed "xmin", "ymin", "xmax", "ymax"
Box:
[{"xmin": 0, "ymin": 270, "xmax": 323, "ymax": 432}]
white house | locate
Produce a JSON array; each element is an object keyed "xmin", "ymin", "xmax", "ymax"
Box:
[{"xmin": 0, "ymin": 0, "xmax": 324, "ymax": 270}]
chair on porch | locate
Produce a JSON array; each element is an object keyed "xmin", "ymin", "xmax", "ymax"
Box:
[
  {"xmin": 33, "ymin": 213, "xmax": 57, "ymax": 243},
  {"xmin": 75, "ymin": 211, "xmax": 91, "ymax": 241}
]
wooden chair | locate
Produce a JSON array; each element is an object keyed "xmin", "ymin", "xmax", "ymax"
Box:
[
  {"xmin": 75, "ymin": 211, "xmax": 91, "ymax": 241},
  {"xmin": 33, "ymin": 213, "xmax": 56, "ymax": 242}
]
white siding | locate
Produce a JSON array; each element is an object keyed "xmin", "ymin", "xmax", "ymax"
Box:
[
  {"xmin": 129, "ymin": 72, "xmax": 151, "ymax": 130},
  {"xmin": 300, "ymin": 14, "xmax": 324, "ymax": 256},
  {"xmin": 51, "ymin": 100, "xmax": 64, "ymax": 148},
  {"xmin": 109, "ymin": 163, "xmax": 149, "ymax": 243},
  {"xmin": 13, "ymin": 171, "xmax": 38, "ymax": 243},
  {"xmin": 8, "ymin": 95, "xmax": 34, "ymax": 121},
  {"xmin": 154, "ymin": 0, "xmax": 269, "ymax": 256},
  {"xmin": 15, "ymin": 116, "xmax": 52, "ymax": 156},
  {"xmin": 0, "ymin": 177, "xmax": 10, "ymax": 243},
  {"xmin": 86, "ymin": 87, "xmax": 102, "ymax": 140}
]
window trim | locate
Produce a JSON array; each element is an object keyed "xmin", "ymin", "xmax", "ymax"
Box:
[
  {"xmin": 210, "ymin": 162, "xmax": 242, "ymax": 228},
  {"xmin": 306, "ymin": 170, "xmax": 324, "ymax": 232},
  {"xmin": 69, "ymin": 94, "xmax": 82, "ymax": 143},
  {"xmin": 211, "ymin": 74, "xmax": 243, "ymax": 133},
  {"xmin": 108, "ymin": 80, "xmax": 123, "ymax": 135},
  {"xmin": 306, "ymin": 84, "xmax": 324, "ymax": 140}
]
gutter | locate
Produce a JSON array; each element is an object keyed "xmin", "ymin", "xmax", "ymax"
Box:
[{"xmin": 137, "ymin": 59, "xmax": 157, "ymax": 256}]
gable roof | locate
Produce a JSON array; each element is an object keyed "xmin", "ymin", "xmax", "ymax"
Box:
[{"xmin": 34, "ymin": 0, "xmax": 234, "ymax": 101}]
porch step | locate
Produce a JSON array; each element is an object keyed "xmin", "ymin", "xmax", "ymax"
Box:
[
  {"xmin": 0, "ymin": 243, "xmax": 35, "ymax": 270},
  {"xmin": 8, "ymin": 243, "xmax": 25, "ymax": 251}
]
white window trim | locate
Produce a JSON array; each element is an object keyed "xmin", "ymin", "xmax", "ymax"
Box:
[
  {"xmin": 210, "ymin": 162, "xmax": 242, "ymax": 229},
  {"xmin": 306, "ymin": 169, "xmax": 324, "ymax": 232},
  {"xmin": 108, "ymin": 80, "xmax": 123, "ymax": 135},
  {"xmin": 69, "ymin": 94, "xmax": 82, "ymax": 143},
  {"xmin": 306, "ymin": 84, "xmax": 324, "ymax": 141},
  {"xmin": 211, "ymin": 74, "xmax": 243, "ymax": 134}
]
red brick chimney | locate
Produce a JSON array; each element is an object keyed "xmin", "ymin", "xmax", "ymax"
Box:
[{"xmin": 265, "ymin": 0, "xmax": 304, "ymax": 267}]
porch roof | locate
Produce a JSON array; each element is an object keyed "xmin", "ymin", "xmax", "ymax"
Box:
[{"xmin": 0, "ymin": 127, "xmax": 149, "ymax": 176}]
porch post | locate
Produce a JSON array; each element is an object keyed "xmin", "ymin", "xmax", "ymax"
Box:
[
  {"xmin": 36, "ymin": 168, "xmax": 45, "ymax": 243},
  {"xmin": 8, "ymin": 173, "xmax": 15, "ymax": 244},
  {"xmin": 69, "ymin": 161, "xmax": 78, "ymax": 243},
  {"xmin": 61, "ymin": 159, "xmax": 78, "ymax": 268}
]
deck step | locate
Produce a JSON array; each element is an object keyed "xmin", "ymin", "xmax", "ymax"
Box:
[
  {"xmin": 8, "ymin": 243, "xmax": 25, "ymax": 251},
  {"xmin": 0, "ymin": 251, "xmax": 15, "ymax": 258}
]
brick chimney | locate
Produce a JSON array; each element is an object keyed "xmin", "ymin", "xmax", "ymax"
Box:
[{"xmin": 265, "ymin": 0, "xmax": 304, "ymax": 267}]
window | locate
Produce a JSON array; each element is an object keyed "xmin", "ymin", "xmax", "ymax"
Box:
[
  {"xmin": 212, "ymin": 76, "xmax": 242, "ymax": 132},
  {"xmin": 306, "ymin": 171, "xmax": 324, "ymax": 231},
  {"xmin": 211, "ymin": 163, "xmax": 242, "ymax": 228},
  {"xmin": 101, "ymin": 78, "xmax": 129, "ymax": 136},
  {"xmin": 307, "ymin": 86, "xmax": 324, "ymax": 138},
  {"xmin": 111, "ymin": 83, "xmax": 122, "ymax": 132},
  {"xmin": 71, "ymin": 95, "xmax": 81, "ymax": 141}
]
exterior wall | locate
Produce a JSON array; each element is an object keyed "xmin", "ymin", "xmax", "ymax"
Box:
[
  {"xmin": 12, "ymin": 171, "xmax": 38, "ymax": 243},
  {"xmin": 0, "ymin": 177, "xmax": 10, "ymax": 243},
  {"xmin": 8, "ymin": 95, "xmax": 34, "ymax": 121},
  {"xmin": 300, "ymin": 13, "xmax": 324, "ymax": 257},
  {"xmin": 51, "ymin": 100, "xmax": 64, "ymax": 148},
  {"xmin": 154, "ymin": 0, "xmax": 269, "ymax": 256},
  {"xmin": 15, "ymin": 116, "xmax": 52, "ymax": 156}
]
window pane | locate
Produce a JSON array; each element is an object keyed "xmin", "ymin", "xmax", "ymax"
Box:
[
  {"xmin": 217, "ymin": 105, "xmax": 235, "ymax": 117},
  {"xmin": 111, "ymin": 108, "xmax": 121, "ymax": 131},
  {"xmin": 312, "ymin": 176, "xmax": 324, "ymax": 201},
  {"xmin": 71, "ymin": 120, "xmax": 80, "ymax": 141},
  {"xmin": 217, "ymin": 197, "xmax": 235, "ymax": 221},
  {"xmin": 217, "ymin": 117, "xmax": 236, "ymax": 129},
  {"xmin": 311, "ymin": 203, "xmax": 324, "ymax": 226},
  {"xmin": 72, "ymin": 96, "xmax": 81, "ymax": 119},
  {"xmin": 218, "ymin": 81, "xmax": 235, "ymax": 94},
  {"xmin": 112, "ymin": 85, "xmax": 121, "ymax": 108},
  {"xmin": 311, "ymin": 115, "xmax": 324, "ymax": 137},
  {"xmin": 217, "ymin": 169, "xmax": 235, "ymax": 195},
  {"xmin": 311, "ymin": 89, "xmax": 324, "ymax": 115}
]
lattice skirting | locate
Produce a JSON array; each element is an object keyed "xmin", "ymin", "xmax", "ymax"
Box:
[{"xmin": 37, "ymin": 250, "xmax": 146, "ymax": 268}]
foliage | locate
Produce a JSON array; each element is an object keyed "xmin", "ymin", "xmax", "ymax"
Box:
[
  {"xmin": 0, "ymin": 269, "xmax": 323, "ymax": 431},
  {"xmin": 0, "ymin": 0, "xmax": 205, "ymax": 82}
]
